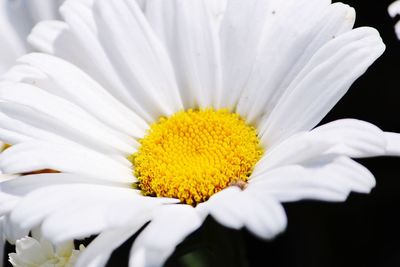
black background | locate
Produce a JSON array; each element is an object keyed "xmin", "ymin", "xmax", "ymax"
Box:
[
  {"xmin": 246, "ymin": 0, "xmax": 400, "ymax": 266},
  {"xmin": 3, "ymin": 1, "xmax": 400, "ymax": 266}
]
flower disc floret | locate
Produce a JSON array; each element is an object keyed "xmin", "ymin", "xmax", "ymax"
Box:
[{"xmin": 130, "ymin": 109, "xmax": 263, "ymax": 205}]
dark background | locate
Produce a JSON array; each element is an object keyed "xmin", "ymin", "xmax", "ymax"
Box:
[
  {"xmin": 3, "ymin": 1, "xmax": 400, "ymax": 266},
  {"xmin": 246, "ymin": 0, "xmax": 400, "ymax": 266}
]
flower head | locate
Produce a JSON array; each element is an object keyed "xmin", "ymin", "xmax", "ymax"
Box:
[
  {"xmin": 9, "ymin": 235, "xmax": 84, "ymax": 267},
  {"xmin": 0, "ymin": 0, "xmax": 399, "ymax": 266}
]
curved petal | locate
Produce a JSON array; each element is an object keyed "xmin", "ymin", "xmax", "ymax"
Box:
[
  {"xmin": 220, "ymin": 0, "xmax": 355, "ymax": 116},
  {"xmin": 3, "ymin": 53, "xmax": 148, "ymax": 139},
  {"xmin": 259, "ymin": 27, "xmax": 385, "ymax": 145},
  {"xmin": 0, "ymin": 141, "xmax": 134, "ymax": 183},
  {"xmin": 383, "ymin": 132, "xmax": 400, "ymax": 156},
  {"xmin": 24, "ymin": 0, "xmax": 62, "ymax": 22},
  {"xmin": 0, "ymin": 173, "xmax": 129, "ymax": 196},
  {"xmin": 0, "ymin": 82, "xmax": 137, "ymax": 154},
  {"xmin": 130, "ymin": 205, "xmax": 202, "ymax": 267},
  {"xmin": 0, "ymin": 104, "xmax": 97, "ymax": 150},
  {"xmin": 0, "ymin": 192, "xmax": 19, "ymax": 216},
  {"xmin": 93, "ymin": 0, "xmax": 183, "ymax": 120},
  {"xmin": 6, "ymin": 184, "xmax": 173, "ymax": 243},
  {"xmin": 28, "ymin": 6, "xmax": 156, "ymax": 122},
  {"xmin": 250, "ymin": 155, "xmax": 376, "ymax": 202},
  {"xmin": 0, "ymin": 0, "xmax": 65, "ymax": 73},
  {"xmin": 75, "ymin": 227, "xmax": 143, "ymax": 267},
  {"xmin": 389, "ymin": 0, "xmax": 400, "ymax": 17},
  {"xmin": 196, "ymin": 187, "xmax": 287, "ymax": 240},
  {"xmin": 0, "ymin": 103, "xmax": 137, "ymax": 160},
  {"xmin": 0, "ymin": 127, "xmax": 31, "ymax": 146},
  {"xmin": 253, "ymin": 119, "xmax": 387, "ymax": 176},
  {"xmin": 311, "ymin": 119, "xmax": 387, "ymax": 157},
  {"xmin": 0, "ymin": 0, "xmax": 31, "ymax": 72},
  {"xmin": 59, "ymin": 0, "xmax": 162, "ymax": 122},
  {"xmin": 145, "ymin": 0, "xmax": 222, "ymax": 108}
]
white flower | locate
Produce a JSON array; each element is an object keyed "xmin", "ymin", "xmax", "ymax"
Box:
[
  {"xmin": 0, "ymin": 0, "xmax": 64, "ymax": 73},
  {"xmin": 389, "ymin": 0, "xmax": 400, "ymax": 39},
  {"xmin": 0, "ymin": 0, "xmax": 399, "ymax": 266},
  {"xmin": 8, "ymin": 233, "xmax": 84, "ymax": 267}
]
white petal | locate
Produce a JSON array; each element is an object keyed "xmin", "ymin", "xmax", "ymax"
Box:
[
  {"xmin": 0, "ymin": 0, "xmax": 30, "ymax": 72},
  {"xmin": 311, "ymin": 119, "xmax": 387, "ymax": 157},
  {"xmin": 0, "ymin": 30, "xmax": 23, "ymax": 73},
  {"xmin": 24, "ymin": 0, "xmax": 62, "ymax": 23},
  {"xmin": 5, "ymin": 53, "xmax": 148, "ymax": 139},
  {"xmin": 254, "ymin": 131, "xmax": 333, "ymax": 176},
  {"xmin": 259, "ymin": 27, "xmax": 385, "ymax": 145},
  {"xmin": 393, "ymin": 21, "xmax": 400, "ymax": 40},
  {"xmin": 6, "ymin": 184, "xmax": 177, "ymax": 244},
  {"xmin": 0, "ymin": 141, "xmax": 134, "ymax": 183},
  {"xmin": 93, "ymin": 0, "xmax": 183, "ymax": 119},
  {"xmin": 146, "ymin": 0, "xmax": 222, "ymax": 108},
  {"xmin": 388, "ymin": 0, "xmax": 400, "ymax": 18},
  {"xmin": 136, "ymin": 0, "xmax": 146, "ymax": 10},
  {"xmin": 130, "ymin": 205, "xmax": 202, "ymax": 267},
  {"xmin": 28, "ymin": 20, "xmax": 80, "ymax": 57},
  {"xmin": 0, "ymin": 173, "xmax": 129, "ymax": 196},
  {"xmin": 0, "ymin": 127, "xmax": 31, "ymax": 145},
  {"xmin": 205, "ymin": 0, "xmax": 227, "ymax": 28},
  {"xmin": 0, "ymin": 102, "xmax": 136, "ymax": 164},
  {"xmin": 0, "ymin": 82, "xmax": 137, "ymax": 154},
  {"xmin": 383, "ymin": 132, "xmax": 400, "ymax": 156},
  {"xmin": 196, "ymin": 188, "xmax": 242, "ymax": 229},
  {"xmin": 389, "ymin": 1, "xmax": 400, "ymax": 39},
  {"xmin": 28, "ymin": 8, "xmax": 155, "ymax": 123},
  {"xmin": 42, "ymin": 199, "xmax": 173, "ymax": 245},
  {"xmin": 0, "ymin": 192, "xmax": 19, "ymax": 216},
  {"xmin": 59, "ymin": 0, "xmax": 162, "ymax": 122},
  {"xmin": 0, "ymin": 105, "xmax": 88, "ymax": 148},
  {"xmin": 76, "ymin": 226, "xmax": 148, "ymax": 267},
  {"xmin": 253, "ymin": 119, "xmax": 387, "ymax": 176},
  {"xmin": 196, "ymin": 187, "xmax": 287, "ymax": 240},
  {"xmin": 250, "ymin": 155, "xmax": 376, "ymax": 203},
  {"xmin": 12, "ymin": 236, "xmax": 49, "ymax": 264},
  {"xmin": 0, "ymin": 174, "xmax": 19, "ymax": 182},
  {"xmin": 221, "ymin": 0, "xmax": 349, "ymax": 114},
  {"xmin": 7, "ymin": 184, "xmax": 164, "ymax": 243}
]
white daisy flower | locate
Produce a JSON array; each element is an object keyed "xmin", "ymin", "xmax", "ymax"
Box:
[
  {"xmin": 0, "ymin": 0, "xmax": 65, "ymax": 73},
  {"xmin": 8, "ymin": 231, "xmax": 84, "ymax": 267},
  {"xmin": 389, "ymin": 0, "xmax": 400, "ymax": 39},
  {"xmin": 1, "ymin": 0, "xmax": 400, "ymax": 266}
]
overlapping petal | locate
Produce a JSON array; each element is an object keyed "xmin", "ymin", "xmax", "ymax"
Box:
[
  {"xmin": 145, "ymin": 0, "xmax": 222, "ymax": 108},
  {"xmin": 197, "ymin": 187, "xmax": 287, "ymax": 239},
  {"xmin": 93, "ymin": 0, "xmax": 184, "ymax": 120},
  {"xmin": 0, "ymin": 141, "xmax": 134, "ymax": 183},
  {"xmin": 4, "ymin": 184, "xmax": 177, "ymax": 243},
  {"xmin": 130, "ymin": 205, "xmax": 202, "ymax": 267},
  {"xmin": 0, "ymin": 0, "xmax": 63, "ymax": 72},
  {"xmin": 250, "ymin": 155, "xmax": 376, "ymax": 202},
  {"xmin": 259, "ymin": 27, "xmax": 385, "ymax": 145}
]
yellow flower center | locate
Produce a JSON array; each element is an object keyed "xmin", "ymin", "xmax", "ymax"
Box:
[{"xmin": 129, "ymin": 109, "xmax": 263, "ymax": 205}]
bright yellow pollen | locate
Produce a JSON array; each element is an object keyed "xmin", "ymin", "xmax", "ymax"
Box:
[{"xmin": 129, "ymin": 108, "xmax": 263, "ymax": 206}]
